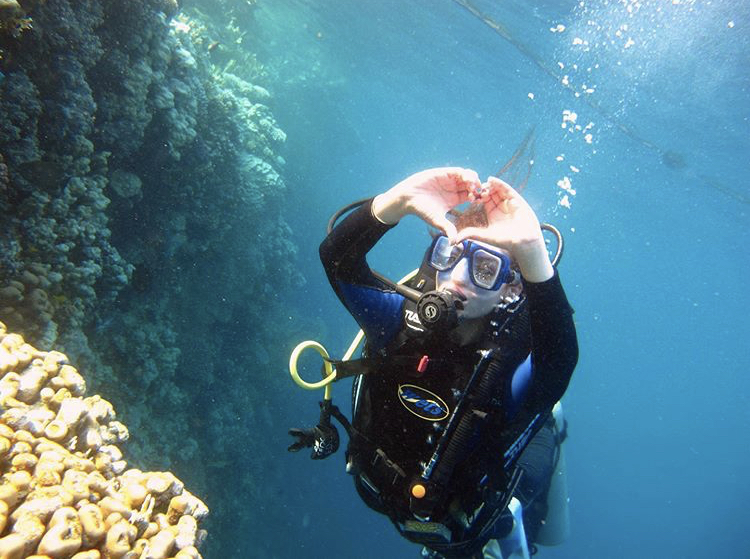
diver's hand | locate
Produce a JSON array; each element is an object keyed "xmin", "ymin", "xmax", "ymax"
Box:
[
  {"xmin": 287, "ymin": 428, "xmax": 316, "ymax": 453},
  {"xmin": 372, "ymin": 167, "xmax": 482, "ymax": 239},
  {"xmin": 453, "ymin": 176, "xmax": 554, "ymax": 282},
  {"xmin": 287, "ymin": 424, "xmax": 340, "ymax": 459}
]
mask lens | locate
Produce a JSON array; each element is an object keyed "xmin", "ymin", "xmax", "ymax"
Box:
[
  {"xmin": 472, "ymin": 249, "xmax": 502, "ymax": 289},
  {"xmin": 431, "ymin": 237, "xmax": 463, "ymax": 270}
]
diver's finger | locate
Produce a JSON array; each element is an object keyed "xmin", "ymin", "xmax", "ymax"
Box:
[
  {"xmin": 483, "ymin": 186, "xmax": 522, "ymax": 216},
  {"xmin": 484, "ymin": 175, "xmax": 513, "ymax": 189},
  {"xmin": 449, "ymin": 167, "xmax": 480, "ymax": 185},
  {"xmin": 467, "ymin": 181, "xmax": 491, "ymax": 202},
  {"xmin": 460, "ymin": 168, "xmax": 481, "ymax": 189},
  {"xmin": 500, "ymin": 197, "xmax": 515, "ymax": 214},
  {"xmin": 442, "ymin": 221, "xmax": 458, "ymax": 243},
  {"xmin": 435, "ymin": 216, "xmax": 458, "ymax": 241},
  {"xmin": 421, "ymin": 208, "xmax": 458, "ymax": 240},
  {"xmin": 483, "ymin": 176, "xmax": 520, "ymax": 199},
  {"xmin": 446, "ymin": 168, "xmax": 481, "ymax": 198}
]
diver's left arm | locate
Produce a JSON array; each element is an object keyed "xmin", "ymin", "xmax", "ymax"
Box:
[
  {"xmin": 497, "ymin": 264, "xmax": 577, "ymax": 468},
  {"xmin": 451, "ymin": 175, "xmax": 576, "ymax": 407},
  {"xmin": 513, "ymin": 237, "xmax": 554, "ymax": 283},
  {"xmin": 523, "ymin": 265, "xmax": 578, "ymax": 411}
]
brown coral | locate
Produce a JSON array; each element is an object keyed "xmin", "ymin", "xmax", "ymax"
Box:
[{"xmin": 0, "ymin": 321, "xmax": 208, "ymax": 558}]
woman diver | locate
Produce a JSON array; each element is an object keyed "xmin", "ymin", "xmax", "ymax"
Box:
[{"xmin": 291, "ymin": 167, "xmax": 578, "ymax": 558}]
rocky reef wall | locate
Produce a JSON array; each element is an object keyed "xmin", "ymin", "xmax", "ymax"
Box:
[{"xmin": 1, "ymin": 0, "xmax": 300, "ymax": 555}]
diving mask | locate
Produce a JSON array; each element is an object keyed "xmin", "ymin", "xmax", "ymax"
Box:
[{"xmin": 429, "ymin": 236, "xmax": 512, "ymax": 291}]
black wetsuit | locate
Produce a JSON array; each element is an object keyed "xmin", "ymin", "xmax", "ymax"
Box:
[{"xmin": 320, "ymin": 199, "xmax": 578, "ymax": 551}]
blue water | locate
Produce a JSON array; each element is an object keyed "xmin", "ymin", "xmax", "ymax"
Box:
[{"xmin": 242, "ymin": 0, "xmax": 749, "ymax": 557}]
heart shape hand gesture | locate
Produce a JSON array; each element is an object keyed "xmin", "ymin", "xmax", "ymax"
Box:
[{"xmin": 372, "ymin": 168, "xmax": 554, "ymax": 282}]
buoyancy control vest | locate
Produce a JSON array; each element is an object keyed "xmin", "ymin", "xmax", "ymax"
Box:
[{"xmin": 345, "ymin": 266, "xmax": 537, "ymax": 557}]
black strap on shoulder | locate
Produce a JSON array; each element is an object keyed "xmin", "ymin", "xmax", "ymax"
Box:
[{"xmin": 324, "ymin": 356, "xmax": 383, "ymax": 380}]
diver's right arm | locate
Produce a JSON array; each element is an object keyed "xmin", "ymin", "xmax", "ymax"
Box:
[
  {"xmin": 321, "ymin": 167, "xmax": 480, "ymax": 290},
  {"xmin": 320, "ymin": 197, "xmax": 397, "ymax": 287},
  {"xmin": 321, "ymin": 168, "xmax": 480, "ymax": 349},
  {"xmin": 319, "ymin": 199, "xmax": 405, "ymax": 350}
]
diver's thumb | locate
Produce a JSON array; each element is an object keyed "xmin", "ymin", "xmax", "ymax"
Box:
[
  {"xmin": 439, "ymin": 220, "xmax": 458, "ymax": 242},
  {"xmin": 422, "ymin": 209, "xmax": 458, "ymax": 240}
]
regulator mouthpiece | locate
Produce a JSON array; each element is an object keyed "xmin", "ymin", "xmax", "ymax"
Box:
[{"xmin": 417, "ymin": 290, "xmax": 465, "ymax": 332}]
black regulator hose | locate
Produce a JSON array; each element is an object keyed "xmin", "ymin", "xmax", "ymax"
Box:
[
  {"xmin": 541, "ymin": 223, "xmax": 564, "ymax": 267},
  {"xmin": 410, "ymin": 351, "xmax": 506, "ymax": 519},
  {"xmin": 327, "ymin": 199, "xmax": 426, "ymax": 302},
  {"xmin": 327, "ymin": 197, "xmax": 370, "ymax": 235}
]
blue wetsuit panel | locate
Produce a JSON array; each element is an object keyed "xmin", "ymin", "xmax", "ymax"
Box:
[
  {"xmin": 506, "ymin": 354, "xmax": 533, "ymax": 420},
  {"xmin": 337, "ymin": 281, "xmax": 405, "ymax": 351}
]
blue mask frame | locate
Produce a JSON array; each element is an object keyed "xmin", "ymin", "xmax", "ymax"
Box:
[{"xmin": 428, "ymin": 235, "xmax": 512, "ymax": 291}]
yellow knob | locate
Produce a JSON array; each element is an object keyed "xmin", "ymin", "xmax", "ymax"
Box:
[{"xmin": 411, "ymin": 484, "xmax": 426, "ymax": 499}]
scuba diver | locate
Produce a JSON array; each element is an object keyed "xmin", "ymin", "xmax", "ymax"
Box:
[{"xmin": 288, "ymin": 167, "xmax": 578, "ymax": 558}]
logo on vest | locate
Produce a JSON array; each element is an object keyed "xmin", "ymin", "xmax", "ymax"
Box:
[
  {"xmin": 397, "ymin": 384, "xmax": 450, "ymax": 421},
  {"xmin": 404, "ymin": 309, "xmax": 425, "ymax": 332}
]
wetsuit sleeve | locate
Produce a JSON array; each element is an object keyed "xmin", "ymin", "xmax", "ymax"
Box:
[
  {"xmin": 523, "ymin": 269, "xmax": 578, "ymax": 411},
  {"xmin": 500, "ymin": 269, "xmax": 578, "ymax": 469},
  {"xmin": 319, "ymin": 198, "xmax": 406, "ymax": 351}
]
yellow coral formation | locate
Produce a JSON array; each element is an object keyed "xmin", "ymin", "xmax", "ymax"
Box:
[{"xmin": 0, "ymin": 321, "xmax": 208, "ymax": 558}]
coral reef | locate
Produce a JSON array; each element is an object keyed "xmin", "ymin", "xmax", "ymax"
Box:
[
  {"xmin": 0, "ymin": 0, "xmax": 33, "ymax": 39},
  {"xmin": 0, "ymin": 321, "xmax": 209, "ymax": 558},
  {"xmin": 0, "ymin": 0, "xmax": 132, "ymax": 350},
  {"xmin": 0, "ymin": 0, "xmax": 304, "ymax": 555}
]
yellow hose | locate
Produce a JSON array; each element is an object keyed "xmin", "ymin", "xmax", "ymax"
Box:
[
  {"xmin": 288, "ymin": 269, "xmax": 419, "ymax": 398},
  {"xmin": 288, "ymin": 340, "xmax": 337, "ymax": 400}
]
